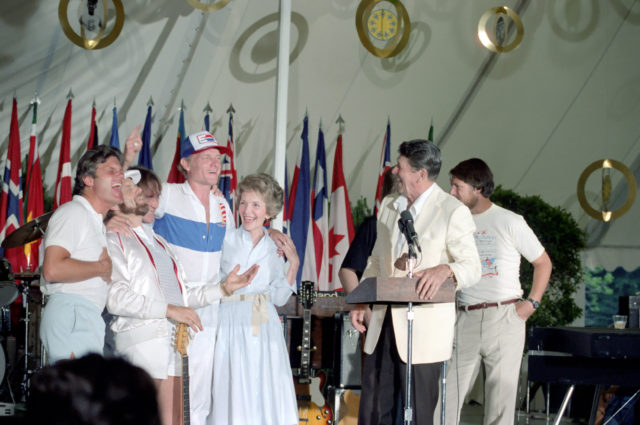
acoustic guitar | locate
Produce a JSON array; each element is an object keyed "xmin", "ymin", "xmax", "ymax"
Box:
[
  {"xmin": 295, "ymin": 281, "xmax": 332, "ymax": 425},
  {"xmin": 174, "ymin": 323, "xmax": 191, "ymax": 425}
]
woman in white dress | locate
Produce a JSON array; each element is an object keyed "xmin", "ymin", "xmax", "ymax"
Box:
[
  {"xmin": 107, "ymin": 167, "xmax": 257, "ymax": 425},
  {"xmin": 211, "ymin": 173, "xmax": 300, "ymax": 425}
]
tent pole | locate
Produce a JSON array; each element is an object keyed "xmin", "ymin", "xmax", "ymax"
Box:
[{"xmin": 272, "ymin": 0, "xmax": 291, "ymax": 232}]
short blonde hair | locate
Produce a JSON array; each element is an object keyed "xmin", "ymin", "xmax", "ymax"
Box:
[{"xmin": 237, "ymin": 173, "xmax": 283, "ymax": 219}]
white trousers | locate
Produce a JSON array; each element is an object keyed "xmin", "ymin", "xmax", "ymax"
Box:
[
  {"xmin": 188, "ymin": 302, "xmax": 218, "ymax": 425},
  {"xmin": 436, "ymin": 303, "xmax": 525, "ymax": 425}
]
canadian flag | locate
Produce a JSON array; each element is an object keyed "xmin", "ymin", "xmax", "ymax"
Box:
[{"xmin": 328, "ymin": 132, "xmax": 355, "ymax": 289}]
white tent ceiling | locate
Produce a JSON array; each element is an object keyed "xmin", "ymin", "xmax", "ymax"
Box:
[{"xmin": 1, "ymin": 0, "xmax": 639, "ymax": 270}]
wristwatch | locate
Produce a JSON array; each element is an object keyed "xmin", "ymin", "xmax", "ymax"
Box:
[{"xmin": 526, "ymin": 298, "xmax": 540, "ymax": 309}]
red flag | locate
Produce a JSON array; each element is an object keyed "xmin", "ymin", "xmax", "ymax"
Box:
[
  {"xmin": 24, "ymin": 99, "xmax": 44, "ymax": 269},
  {"xmin": 0, "ymin": 98, "xmax": 26, "ymax": 272},
  {"xmin": 54, "ymin": 99, "xmax": 73, "ymax": 209},
  {"xmin": 374, "ymin": 120, "xmax": 391, "ymax": 215},
  {"xmin": 328, "ymin": 132, "xmax": 355, "ymax": 289},
  {"xmin": 86, "ymin": 102, "xmax": 98, "ymax": 150},
  {"xmin": 167, "ymin": 108, "xmax": 186, "ymax": 183}
]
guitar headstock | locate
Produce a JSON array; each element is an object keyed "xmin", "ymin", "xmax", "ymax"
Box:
[
  {"xmin": 174, "ymin": 323, "xmax": 190, "ymax": 356},
  {"xmin": 299, "ymin": 281, "xmax": 316, "ymax": 310}
]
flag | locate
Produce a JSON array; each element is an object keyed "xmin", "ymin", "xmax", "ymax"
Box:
[
  {"xmin": 374, "ymin": 120, "xmax": 391, "ymax": 215},
  {"xmin": 305, "ymin": 126, "xmax": 329, "ymax": 289},
  {"xmin": 86, "ymin": 102, "xmax": 98, "ymax": 150},
  {"xmin": 203, "ymin": 103, "xmax": 212, "ymax": 132},
  {"xmin": 138, "ymin": 105, "xmax": 153, "ymax": 170},
  {"xmin": 167, "ymin": 107, "xmax": 186, "ymax": 183},
  {"xmin": 109, "ymin": 106, "xmax": 120, "ymax": 149},
  {"xmin": 288, "ymin": 115, "xmax": 311, "ymax": 287},
  {"xmin": 428, "ymin": 119, "xmax": 434, "ymax": 142},
  {"xmin": 54, "ymin": 98, "xmax": 73, "ymax": 210},
  {"xmin": 283, "ymin": 161, "xmax": 289, "ymax": 235},
  {"xmin": 218, "ymin": 108, "xmax": 237, "ymax": 218},
  {"xmin": 329, "ymin": 131, "xmax": 355, "ymax": 288},
  {"xmin": 24, "ymin": 99, "xmax": 44, "ymax": 269},
  {"xmin": 0, "ymin": 98, "xmax": 25, "ymax": 271}
]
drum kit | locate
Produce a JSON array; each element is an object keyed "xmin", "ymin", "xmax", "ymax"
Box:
[{"xmin": 0, "ymin": 211, "xmax": 52, "ymax": 402}]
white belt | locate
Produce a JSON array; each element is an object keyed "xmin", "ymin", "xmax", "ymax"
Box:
[{"xmin": 220, "ymin": 293, "xmax": 270, "ymax": 336}]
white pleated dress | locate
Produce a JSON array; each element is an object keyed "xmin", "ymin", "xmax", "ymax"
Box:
[{"xmin": 210, "ymin": 227, "xmax": 298, "ymax": 425}]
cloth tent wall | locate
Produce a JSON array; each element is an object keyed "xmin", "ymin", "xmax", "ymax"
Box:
[{"xmin": 1, "ymin": 1, "xmax": 639, "ymax": 280}]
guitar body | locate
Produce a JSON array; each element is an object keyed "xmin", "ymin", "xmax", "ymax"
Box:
[
  {"xmin": 297, "ymin": 398, "xmax": 332, "ymax": 425},
  {"xmin": 295, "ymin": 371, "xmax": 332, "ymax": 425}
]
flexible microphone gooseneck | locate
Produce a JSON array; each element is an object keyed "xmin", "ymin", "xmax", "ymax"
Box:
[{"xmin": 398, "ymin": 210, "xmax": 421, "ymax": 253}]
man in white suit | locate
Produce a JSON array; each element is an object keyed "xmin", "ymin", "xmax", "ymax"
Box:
[{"xmin": 349, "ymin": 139, "xmax": 481, "ymax": 425}]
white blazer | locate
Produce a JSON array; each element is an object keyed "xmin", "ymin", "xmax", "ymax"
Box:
[{"xmin": 361, "ymin": 184, "xmax": 481, "ymax": 364}]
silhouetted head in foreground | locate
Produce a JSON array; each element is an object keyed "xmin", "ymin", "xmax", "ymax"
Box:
[{"xmin": 27, "ymin": 354, "xmax": 160, "ymax": 425}]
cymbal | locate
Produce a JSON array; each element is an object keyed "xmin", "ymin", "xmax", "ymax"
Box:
[{"xmin": 1, "ymin": 212, "xmax": 53, "ymax": 249}]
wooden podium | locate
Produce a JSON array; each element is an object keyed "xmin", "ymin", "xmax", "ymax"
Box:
[
  {"xmin": 345, "ymin": 276, "xmax": 456, "ymax": 305},
  {"xmin": 344, "ymin": 275, "xmax": 456, "ymax": 425}
]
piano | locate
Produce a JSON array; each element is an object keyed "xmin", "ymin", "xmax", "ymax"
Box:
[{"xmin": 527, "ymin": 327, "xmax": 640, "ymax": 425}]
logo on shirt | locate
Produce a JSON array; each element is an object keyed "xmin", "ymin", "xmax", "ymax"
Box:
[{"xmin": 475, "ymin": 230, "xmax": 498, "ymax": 278}]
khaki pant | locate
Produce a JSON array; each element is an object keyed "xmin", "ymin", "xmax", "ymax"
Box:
[{"xmin": 435, "ymin": 303, "xmax": 525, "ymax": 425}]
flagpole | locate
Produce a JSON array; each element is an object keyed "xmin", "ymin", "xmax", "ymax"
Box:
[{"xmin": 272, "ymin": 0, "xmax": 292, "ymax": 232}]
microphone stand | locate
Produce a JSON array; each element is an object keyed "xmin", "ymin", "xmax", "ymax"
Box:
[{"xmin": 404, "ymin": 241, "xmax": 417, "ymax": 425}]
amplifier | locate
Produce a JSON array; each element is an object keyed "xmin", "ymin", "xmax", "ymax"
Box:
[
  {"xmin": 619, "ymin": 295, "xmax": 640, "ymax": 328},
  {"xmin": 0, "ymin": 403, "xmax": 14, "ymax": 416},
  {"xmin": 332, "ymin": 313, "xmax": 362, "ymax": 388}
]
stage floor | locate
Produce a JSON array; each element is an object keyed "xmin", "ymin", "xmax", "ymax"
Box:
[{"xmin": 460, "ymin": 405, "xmax": 583, "ymax": 425}]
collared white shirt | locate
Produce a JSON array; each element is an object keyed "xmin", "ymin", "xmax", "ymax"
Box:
[
  {"xmin": 392, "ymin": 183, "xmax": 436, "ymax": 259},
  {"xmin": 153, "ymin": 182, "xmax": 234, "ymax": 287},
  {"xmin": 41, "ymin": 195, "xmax": 108, "ymax": 310}
]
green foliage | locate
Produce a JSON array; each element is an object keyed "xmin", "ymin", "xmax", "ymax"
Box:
[
  {"xmin": 351, "ymin": 196, "xmax": 372, "ymax": 230},
  {"xmin": 584, "ymin": 267, "xmax": 640, "ymax": 326},
  {"xmin": 491, "ymin": 186, "xmax": 586, "ymax": 329}
]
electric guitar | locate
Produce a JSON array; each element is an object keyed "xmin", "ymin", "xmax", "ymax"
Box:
[
  {"xmin": 295, "ymin": 281, "xmax": 332, "ymax": 425},
  {"xmin": 174, "ymin": 323, "xmax": 191, "ymax": 425}
]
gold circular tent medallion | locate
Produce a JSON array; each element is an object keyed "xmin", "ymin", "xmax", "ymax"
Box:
[
  {"xmin": 577, "ymin": 159, "xmax": 637, "ymax": 221},
  {"xmin": 356, "ymin": 0, "xmax": 411, "ymax": 58},
  {"xmin": 58, "ymin": 0, "xmax": 125, "ymax": 50},
  {"xmin": 187, "ymin": 0, "xmax": 232, "ymax": 13},
  {"xmin": 477, "ymin": 6, "xmax": 524, "ymax": 53}
]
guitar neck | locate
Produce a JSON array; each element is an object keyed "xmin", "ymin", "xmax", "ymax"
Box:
[
  {"xmin": 299, "ymin": 309, "xmax": 312, "ymax": 384},
  {"xmin": 183, "ymin": 354, "xmax": 190, "ymax": 425}
]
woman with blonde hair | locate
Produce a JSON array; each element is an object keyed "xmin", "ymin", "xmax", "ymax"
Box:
[{"xmin": 211, "ymin": 173, "xmax": 299, "ymax": 425}]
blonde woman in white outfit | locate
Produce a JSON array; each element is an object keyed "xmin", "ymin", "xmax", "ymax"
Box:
[
  {"xmin": 106, "ymin": 167, "xmax": 258, "ymax": 425},
  {"xmin": 211, "ymin": 173, "xmax": 299, "ymax": 425}
]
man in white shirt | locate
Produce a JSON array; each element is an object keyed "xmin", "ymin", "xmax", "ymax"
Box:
[
  {"xmin": 444, "ymin": 158, "xmax": 552, "ymax": 425},
  {"xmin": 41, "ymin": 146, "xmax": 124, "ymax": 363},
  {"xmin": 348, "ymin": 139, "xmax": 481, "ymax": 425}
]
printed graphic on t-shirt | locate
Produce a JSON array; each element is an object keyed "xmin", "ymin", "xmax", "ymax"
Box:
[{"xmin": 474, "ymin": 230, "xmax": 498, "ymax": 278}]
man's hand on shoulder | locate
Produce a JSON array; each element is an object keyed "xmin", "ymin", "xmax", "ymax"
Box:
[
  {"xmin": 414, "ymin": 264, "xmax": 452, "ymax": 300},
  {"xmin": 267, "ymin": 228, "xmax": 294, "ymax": 257},
  {"xmin": 105, "ymin": 209, "xmax": 133, "ymax": 235}
]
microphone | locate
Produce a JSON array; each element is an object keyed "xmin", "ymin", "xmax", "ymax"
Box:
[{"xmin": 398, "ymin": 210, "xmax": 421, "ymax": 253}]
